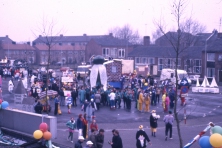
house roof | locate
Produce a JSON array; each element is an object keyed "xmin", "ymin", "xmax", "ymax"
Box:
[
  {"xmin": 91, "ymin": 36, "xmax": 132, "ymax": 47},
  {"xmin": 33, "ymin": 44, "xmax": 83, "ymax": 50},
  {"xmin": 207, "ymin": 38, "xmax": 222, "ymax": 52},
  {"xmin": 32, "ymin": 34, "xmax": 112, "ymax": 43},
  {"xmin": 128, "ymin": 45, "xmax": 203, "ymax": 59},
  {"xmin": 2, "ymin": 43, "xmax": 35, "ymax": 50},
  {"xmin": 0, "ymin": 36, "xmax": 14, "ymax": 43}
]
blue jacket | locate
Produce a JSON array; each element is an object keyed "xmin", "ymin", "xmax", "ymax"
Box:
[{"xmin": 77, "ymin": 118, "xmax": 83, "ymax": 129}]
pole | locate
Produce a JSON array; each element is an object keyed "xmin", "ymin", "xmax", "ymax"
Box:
[
  {"xmin": 184, "ymin": 108, "xmax": 186, "ymax": 124},
  {"xmin": 183, "ymin": 122, "xmax": 214, "ymax": 148}
]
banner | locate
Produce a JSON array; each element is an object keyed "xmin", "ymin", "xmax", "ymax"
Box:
[{"xmin": 61, "ymin": 77, "xmax": 73, "ymax": 82}]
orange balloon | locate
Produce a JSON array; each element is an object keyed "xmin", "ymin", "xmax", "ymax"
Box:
[{"xmin": 43, "ymin": 131, "xmax": 52, "ymax": 140}]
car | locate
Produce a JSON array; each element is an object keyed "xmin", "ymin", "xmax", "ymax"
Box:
[{"xmin": 189, "ymin": 75, "xmax": 200, "ymax": 84}]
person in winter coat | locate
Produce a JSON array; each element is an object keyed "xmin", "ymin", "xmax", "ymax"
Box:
[
  {"xmin": 150, "ymin": 110, "xmax": 160, "ymax": 137},
  {"xmin": 66, "ymin": 117, "xmax": 76, "ymax": 143},
  {"xmin": 83, "ymin": 141, "xmax": 93, "ymax": 148},
  {"xmin": 77, "ymin": 114, "xmax": 84, "ymax": 137},
  {"xmin": 94, "ymin": 91, "xmax": 101, "ymax": 110},
  {"xmin": 88, "ymin": 128, "xmax": 97, "ymax": 148},
  {"xmin": 136, "ymin": 125, "xmax": 151, "ymax": 148},
  {"xmin": 66, "ymin": 94, "xmax": 72, "ymax": 114},
  {"xmin": 75, "ymin": 136, "xmax": 84, "ymax": 148},
  {"xmin": 96, "ymin": 129, "xmax": 105, "ymax": 148},
  {"xmin": 90, "ymin": 119, "xmax": 98, "ymax": 131},
  {"xmin": 109, "ymin": 130, "xmax": 123, "ymax": 148}
]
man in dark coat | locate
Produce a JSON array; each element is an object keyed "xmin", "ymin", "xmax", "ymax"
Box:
[
  {"xmin": 136, "ymin": 125, "xmax": 151, "ymax": 148},
  {"xmin": 96, "ymin": 129, "xmax": 105, "ymax": 148},
  {"xmin": 109, "ymin": 130, "xmax": 123, "ymax": 148},
  {"xmin": 71, "ymin": 87, "xmax": 78, "ymax": 106}
]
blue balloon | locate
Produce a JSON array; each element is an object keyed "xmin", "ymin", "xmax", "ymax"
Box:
[
  {"xmin": 199, "ymin": 136, "xmax": 212, "ymax": 148},
  {"xmin": 1, "ymin": 101, "xmax": 9, "ymax": 109}
]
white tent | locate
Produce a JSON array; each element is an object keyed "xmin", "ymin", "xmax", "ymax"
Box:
[
  {"xmin": 196, "ymin": 77, "xmax": 200, "ymax": 87},
  {"xmin": 210, "ymin": 77, "xmax": 218, "ymax": 87},
  {"xmin": 201, "ymin": 76, "xmax": 210, "ymax": 87}
]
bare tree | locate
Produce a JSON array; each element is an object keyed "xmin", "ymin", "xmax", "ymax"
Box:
[
  {"xmin": 33, "ymin": 17, "xmax": 63, "ymax": 113},
  {"xmin": 154, "ymin": 0, "xmax": 205, "ymax": 147},
  {"xmin": 109, "ymin": 24, "xmax": 141, "ymax": 44}
]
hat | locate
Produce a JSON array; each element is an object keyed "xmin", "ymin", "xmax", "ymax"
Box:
[
  {"xmin": 139, "ymin": 125, "xmax": 143, "ymax": 129},
  {"xmin": 78, "ymin": 136, "xmax": 84, "ymax": 140},
  {"xmin": 169, "ymin": 111, "xmax": 172, "ymax": 114},
  {"xmin": 151, "ymin": 110, "xmax": 156, "ymax": 113},
  {"xmin": 86, "ymin": 141, "xmax": 93, "ymax": 145},
  {"xmin": 99, "ymin": 129, "xmax": 105, "ymax": 132}
]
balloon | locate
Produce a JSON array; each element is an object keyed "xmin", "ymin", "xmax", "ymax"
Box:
[
  {"xmin": 1, "ymin": 101, "xmax": 9, "ymax": 109},
  {"xmin": 39, "ymin": 122, "xmax": 48, "ymax": 132},
  {"xmin": 33, "ymin": 130, "xmax": 43, "ymax": 139},
  {"xmin": 210, "ymin": 133, "xmax": 222, "ymax": 148},
  {"xmin": 144, "ymin": 83, "xmax": 148, "ymax": 86},
  {"xmin": 198, "ymin": 136, "xmax": 212, "ymax": 148},
  {"xmin": 212, "ymin": 126, "xmax": 222, "ymax": 135},
  {"xmin": 0, "ymin": 99, "xmax": 2, "ymax": 104},
  {"xmin": 43, "ymin": 131, "xmax": 52, "ymax": 140}
]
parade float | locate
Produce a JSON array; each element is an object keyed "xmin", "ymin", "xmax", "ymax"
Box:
[
  {"xmin": 191, "ymin": 76, "xmax": 219, "ymax": 93},
  {"xmin": 90, "ymin": 55, "xmax": 108, "ymax": 90}
]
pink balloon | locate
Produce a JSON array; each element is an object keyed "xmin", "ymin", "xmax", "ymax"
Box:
[
  {"xmin": 0, "ymin": 99, "xmax": 2, "ymax": 104},
  {"xmin": 39, "ymin": 122, "xmax": 48, "ymax": 132}
]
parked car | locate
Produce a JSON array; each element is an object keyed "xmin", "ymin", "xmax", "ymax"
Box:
[{"xmin": 189, "ymin": 75, "xmax": 200, "ymax": 84}]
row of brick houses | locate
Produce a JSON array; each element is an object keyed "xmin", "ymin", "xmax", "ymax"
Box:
[{"xmin": 0, "ymin": 31, "xmax": 222, "ymax": 84}]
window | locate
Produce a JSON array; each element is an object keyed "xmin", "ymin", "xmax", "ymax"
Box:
[
  {"xmin": 118, "ymin": 49, "xmax": 125, "ymax": 58},
  {"xmin": 142, "ymin": 57, "xmax": 147, "ymax": 64},
  {"xmin": 158, "ymin": 58, "xmax": 164, "ymax": 71},
  {"xmin": 110, "ymin": 48, "xmax": 117, "ymax": 57},
  {"xmin": 166, "ymin": 58, "xmax": 173, "ymax": 68},
  {"xmin": 207, "ymin": 53, "xmax": 215, "ymax": 61},
  {"xmin": 184, "ymin": 59, "xmax": 193, "ymax": 73},
  {"xmin": 111, "ymin": 66, "xmax": 117, "ymax": 73},
  {"xmin": 135, "ymin": 57, "xmax": 140, "ymax": 64},
  {"xmin": 148, "ymin": 58, "xmax": 154, "ymax": 64},
  {"xmin": 193, "ymin": 59, "xmax": 201, "ymax": 74},
  {"xmin": 103, "ymin": 48, "xmax": 109, "ymax": 56},
  {"xmin": 207, "ymin": 68, "xmax": 215, "ymax": 77}
]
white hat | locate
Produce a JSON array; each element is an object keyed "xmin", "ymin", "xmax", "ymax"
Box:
[
  {"xmin": 86, "ymin": 141, "xmax": 93, "ymax": 145},
  {"xmin": 78, "ymin": 136, "xmax": 84, "ymax": 140}
]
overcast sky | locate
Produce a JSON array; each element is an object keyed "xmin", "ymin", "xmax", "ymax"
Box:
[{"xmin": 0, "ymin": 0, "xmax": 221, "ymax": 42}]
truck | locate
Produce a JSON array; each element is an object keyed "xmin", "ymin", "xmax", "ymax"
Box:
[{"xmin": 160, "ymin": 68, "xmax": 192, "ymax": 87}]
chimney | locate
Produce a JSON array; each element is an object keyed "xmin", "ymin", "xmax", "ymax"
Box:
[
  {"xmin": 39, "ymin": 35, "xmax": 42, "ymax": 37},
  {"xmin": 60, "ymin": 34, "xmax": 63, "ymax": 37},
  {"xmin": 27, "ymin": 42, "xmax": 30, "ymax": 45},
  {"xmin": 83, "ymin": 34, "xmax": 87, "ymax": 36},
  {"xmin": 143, "ymin": 36, "xmax": 150, "ymax": 46},
  {"xmin": 6, "ymin": 35, "xmax": 8, "ymax": 38},
  {"xmin": 109, "ymin": 33, "xmax": 113, "ymax": 37}
]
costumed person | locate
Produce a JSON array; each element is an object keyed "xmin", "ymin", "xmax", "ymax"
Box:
[
  {"xmin": 180, "ymin": 92, "xmax": 186, "ymax": 106},
  {"xmin": 162, "ymin": 93, "xmax": 166, "ymax": 112},
  {"xmin": 138, "ymin": 90, "xmax": 144, "ymax": 112},
  {"xmin": 165, "ymin": 94, "xmax": 170, "ymax": 113},
  {"xmin": 144, "ymin": 93, "xmax": 150, "ymax": 112},
  {"xmin": 66, "ymin": 94, "xmax": 72, "ymax": 114},
  {"xmin": 136, "ymin": 125, "xmax": 151, "ymax": 148},
  {"xmin": 66, "ymin": 117, "xmax": 76, "ymax": 143},
  {"xmin": 90, "ymin": 119, "xmax": 98, "ymax": 132},
  {"xmin": 8, "ymin": 79, "xmax": 14, "ymax": 93},
  {"xmin": 150, "ymin": 110, "xmax": 160, "ymax": 137}
]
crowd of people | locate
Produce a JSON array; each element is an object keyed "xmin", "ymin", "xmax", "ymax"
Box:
[{"xmin": 0, "ymin": 65, "xmax": 179, "ymax": 148}]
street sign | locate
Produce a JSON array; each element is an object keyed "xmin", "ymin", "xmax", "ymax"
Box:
[
  {"xmin": 180, "ymin": 78, "xmax": 189, "ymax": 87},
  {"xmin": 181, "ymin": 86, "xmax": 189, "ymax": 94}
]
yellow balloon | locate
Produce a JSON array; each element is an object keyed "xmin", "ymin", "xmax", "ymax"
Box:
[
  {"xmin": 33, "ymin": 130, "xmax": 43, "ymax": 139},
  {"xmin": 210, "ymin": 133, "xmax": 222, "ymax": 148}
]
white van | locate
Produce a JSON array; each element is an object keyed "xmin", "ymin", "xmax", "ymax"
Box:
[
  {"xmin": 76, "ymin": 65, "xmax": 92, "ymax": 78},
  {"xmin": 160, "ymin": 69, "xmax": 191, "ymax": 86}
]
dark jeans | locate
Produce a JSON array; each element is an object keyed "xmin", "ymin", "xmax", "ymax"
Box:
[
  {"xmin": 156, "ymin": 94, "xmax": 160, "ymax": 103},
  {"xmin": 54, "ymin": 103, "xmax": 58, "ymax": 115},
  {"xmin": 96, "ymin": 103, "xmax": 100, "ymax": 110},
  {"xmin": 165, "ymin": 123, "xmax": 172, "ymax": 138}
]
